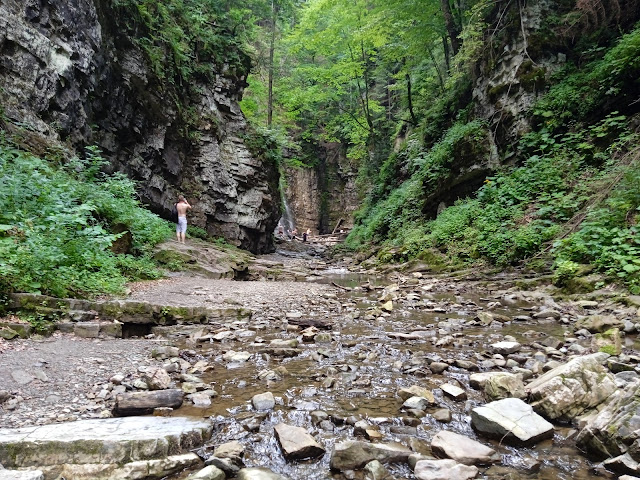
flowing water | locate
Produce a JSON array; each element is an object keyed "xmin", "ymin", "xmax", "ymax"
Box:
[{"xmin": 163, "ymin": 268, "xmax": 619, "ymax": 480}]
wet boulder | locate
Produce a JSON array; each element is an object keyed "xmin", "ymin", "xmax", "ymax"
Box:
[
  {"xmin": 576, "ymin": 380, "xmax": 640, "ymax": 463},
  {"xmin": 186, "ymin": 465, "xmax": 226, "ymax": 480},
  {"xmin": 330, "ymin": 441, "xmax": 412, "ymax": 471},
  {"xmin": 430, "ymin": 431, "xmax": 497, "ymax": 465},
  {"xmin": 398, "ymin": 386, "xmax": 436, "ymax": 404},
  {"xmin": 490, "ymin": 341, "xmax": 521, "ymax": 355},
  {"xmin": 364, "ymin": 460, "xmax": 391, "ymax": 480},
  {"xmin": 414, "ymin": 459, "xmax": 478, "ymax": 480},
  {"xmin": 252, "ymin": 392, "xmax": 276, "ymax": 411},
  {"xmin": 237, "ymin": 468, "xmax": 289, "ymax": 480},
  {"xmin": 402, "ymin": 396, "xmax": 434, "ymax": 411},
  {"xmin": 526, "ymin": 353, "xmax": 616, "ymax": 421},
  {"xmin": 484, "ymin": 373, "xmax": 525, "ymax": 400},
  {"xmin": 471, "ymin": 398, "xmax": 554, "ymax": 446},
  {"xmin": 441, "ymin": 383, "xmax": 467, "ymax": 401},
  {"xmin": 273, "ymin": 423, "xmax": 325, "ymax": 460}
]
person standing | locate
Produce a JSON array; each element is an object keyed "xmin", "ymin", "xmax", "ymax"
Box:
[{"xmin": 175, "ymin": 195, "xmax": 192, "ymax": 243}]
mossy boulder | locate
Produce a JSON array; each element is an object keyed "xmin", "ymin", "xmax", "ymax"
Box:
[{"xmin": 593, "ymin": 328, "xmax": 623, "ymax": 356}]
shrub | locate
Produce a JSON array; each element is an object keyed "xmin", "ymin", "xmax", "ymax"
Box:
[{"xmin": 0, "ymin": 141, "xmax": 172, "ymax": 297}]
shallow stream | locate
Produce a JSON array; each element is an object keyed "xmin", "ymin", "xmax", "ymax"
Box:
[{"xmin": 163, "ymin": 268, "xmax": 622, "ymax": 480}]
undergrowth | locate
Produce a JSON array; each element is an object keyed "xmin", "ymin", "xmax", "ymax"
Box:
[
  {"xmin": 345, "ymin": 23, "xmax": 640, "ymax": 291},
  {"xmin": 0, "ymin": 140, "xmax": 173, "ymax": 298}
]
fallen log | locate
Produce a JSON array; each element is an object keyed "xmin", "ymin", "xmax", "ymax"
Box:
[{"xmin": 115, "ymin": 389, "xmax": 184, "ymax": 416}]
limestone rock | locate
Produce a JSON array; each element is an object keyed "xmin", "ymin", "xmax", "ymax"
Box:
[
  {"xmin": 252, "ymin": 392, "xmax": 275, "ymax": 411},
  {"xmin": 152, "ymin": 346, "xmax": 180, "ymax": 360},
  {"xmin": 236, "ymin": 468, "xmax": 289, "ymax": 480},
  {"xmin": 364, "ymin": 459, "xmax": 391, "ymax": 480},
  {"xmin": 576, "ymin": 315, "xmax": 625, "ymax": 333},
  {"xmin": 0, "ymin": 470, "xmax": 44, "ymax": 480},
  {"xmin": 402, "ymin": 396, "xmax": 434, "ymax": 411},
  {"xmin": 414, "ymin": 459, "xmax": 478, "ymax": 480},
  {"xmin": 273, "ymin": 423, "xmax": 325, "ymax": 460},
  {"xmin": 490, "ymin": 341, "xmax": 521, "ymax": 355},
  {"xmin": 223, "ymin": 351, "xmax": 252, "ymax": 362},
  {"xmin": 441, "ymin": 384, "xmax": 467, "ymax": 401},
  {"xmin": 430, "ymin": 431, "xmax": 496, "ymax": 465},
  {"xmin": 186, "ymin": 465, "xmax": 226, "ymax": 480},
  {"xmin": 144, "ymin": 367, "xmax": 172, "ymax": 390},
  {"xmin": 469, "ymin": 372, "xmax": 498, "ymax": 390},
  {"xmin": 526, "ymin": 353, "xmax": 616, "ymax": 421},
  {"xmin": 330, "ymin": 441, "xmax": 412, "ymax": 471},
  {"xmin": 471, "ymin": 398, "xmax": 554, "ymax": 446},
  {"xmin": 213, "ymin": 440, "xmax": 245, "ymax": 462},
  {"xmin": 484, "ymin": 373, "xmax": 525, "ymax": 400},
  {"xmin": 398, "ymin": 386, "xmax": 436, "ymax": 403},
  {"xmin": 576, "ymin": 380, "xmax": 640, "ymax": 461},
  {"xmin": 0, "ymin": 417, "xmax": 211, "ymax": 468}
]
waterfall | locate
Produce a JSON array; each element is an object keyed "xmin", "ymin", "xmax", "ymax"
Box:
[{"xmin": 276, "ymin": 193, "xmax": 296, "ymax": 236}]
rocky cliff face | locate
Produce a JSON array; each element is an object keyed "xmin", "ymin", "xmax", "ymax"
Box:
[
  {"xmin": 472, "ymin": 0, "xmax": 563, "ymax": 150},
  {"xmin": 284, "ymin": 142, "xmax": 358, "ymax": 234},
  {"xmin": 0, "ymin": 0, "xmax": 280, "ymax": 253}
]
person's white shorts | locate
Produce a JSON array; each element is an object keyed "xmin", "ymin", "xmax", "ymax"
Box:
[{"xmin": 176, "ymin": 216, "xmax": 187, "ymax": 233}]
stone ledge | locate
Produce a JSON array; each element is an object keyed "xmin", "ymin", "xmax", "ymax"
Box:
[{"xmin": 0, "ymin": 417, "xmax": 212, "ymax": 468}]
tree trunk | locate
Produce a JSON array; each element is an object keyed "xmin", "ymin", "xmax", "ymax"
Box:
[
  {"xmin": 406, "ymin": 72, "xmax": 417, "ymax": 125},
  {"xmin": 267, "ymin": 0, "xmax": 278, "ymax": 127},
  {"xmin": 442, "ymin": 35, "xmax": 451, "ymax": 70},
  {"xmin": 440, "ymin": 0, "xmax": 460, "ymax": 55}
]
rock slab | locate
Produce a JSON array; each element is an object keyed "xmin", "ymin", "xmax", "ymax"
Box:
[
  {"xmin": 330, "ymin": 441, "xmax": 412, "ymax": 471},
  {"xmin": 0, "ymin": 471, "xmax": 44, "ymax": 480},
  {"xmin": 577, "ymin": 380, "xmax": 640, "ymax": 460},
  {"xmin": 430, "ymin": 430, "xmax": 496, "ymax": 465},
  {"xmin": 237, "ymin": 468, "xmax": 289, "ymax": 480},
  {"xmin": 0, "ymin": 417, "xmax": 212, "ymax": 468},
  {"xmin": 526, "ymin": 353, "xmax": 616, "ymax": 421},
  {"xmin": 414, "ymin": 459, "xmax": 478, "ymax": 480},
  {"xmin": 471, "ymin": 398, "xmax": 554, "ymax": 446},
  {"xmin": 273, "ymin": 423, "xmax": 325, "ymax": 460}
]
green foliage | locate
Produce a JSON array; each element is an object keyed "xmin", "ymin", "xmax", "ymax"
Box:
[
  {"xmin": 112, "ymin": 0, "xmax": 253, "ymax": 86},
  {"xmin": 347, "ymin": 120, "xmax": 488, "ymax": 249},
  {"xmin": 0, "ymin": 141, "xmax": 172, "ymax": 298},
  {"xmin": 555, "ymin": 162, "xmax": 640, "ymax": 293},
  {"xmin": 553, "ymin": 259, "xmax": 581, "ymax": 287},
  {"xmin": 533, "ymin": 26, "xmax": 640, "ymax": 130}
]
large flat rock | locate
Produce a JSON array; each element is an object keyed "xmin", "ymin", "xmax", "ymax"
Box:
[
  {"xmin": 430, "ymin": 431, "xmax": 496, "ymax": 465},
  {"xmin": 471, "ymin": 398, "xmax": 554, "ymax": 446},
  {"xmin": 0, "ymin": 417, "xmax": 212, "ymax": 468}
]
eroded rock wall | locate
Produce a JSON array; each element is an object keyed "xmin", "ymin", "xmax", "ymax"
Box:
[
  {"xmin": 0, "ymin": 0, "xmax": 279, "ymax": 253},
  {"xmin": 284, "ymin": 142, "xmax": 358, "ymax": 234},
  {"xmin": 473, "ymin": 0, "xmax": 566, "ymax": 149}
]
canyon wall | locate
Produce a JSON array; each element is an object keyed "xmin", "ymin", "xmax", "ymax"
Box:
[{"xmin": 0, "ymin": 0, "xmax": 280, "ymax": 253}]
